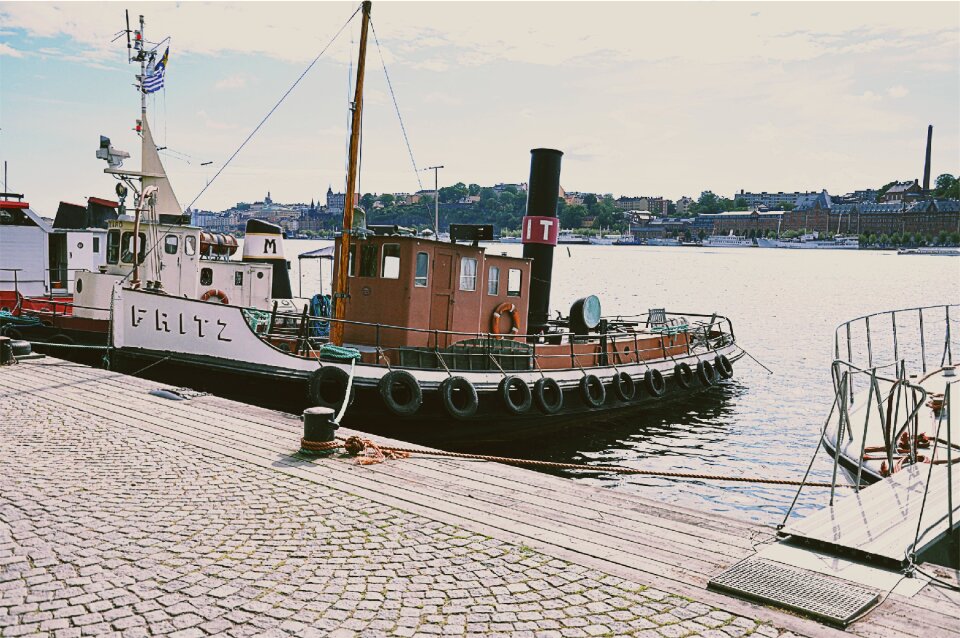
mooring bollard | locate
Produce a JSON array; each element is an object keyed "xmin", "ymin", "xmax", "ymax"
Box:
[
  {"xmin": 0, "ymin": 336, "xmax": 12, "ymax": 366},
  {"xmin": 300, "ymin": 406, "xmax": 338, "ymax": 456}
]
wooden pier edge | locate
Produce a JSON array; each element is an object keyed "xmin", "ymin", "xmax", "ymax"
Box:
[{"xmin": 3, "ymin": 357, "xmax": 958, "ymax": 637}]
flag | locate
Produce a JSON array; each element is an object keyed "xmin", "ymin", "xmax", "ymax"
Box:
[{"xmin": 144, "ymin": 46, "xmax": 169, "ymax": 94}]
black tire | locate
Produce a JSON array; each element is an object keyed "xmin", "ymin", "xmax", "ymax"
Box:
[
  {"xmin": 533, "ymin": 377, "xmax": 564, "ymax": 414},
  {"xmin": 439, "ymin": 376, "xmax": 479, "ymax": 420},
  {"xmin": 10, "ymin": 340, "xmax": 31, "ymax": 357},
  {"xmin": 579, "ymin": 374, "xmax": 606, "ymax": 408},
  {"xmin": 1, "ymin": 326, "xmax": 24, "ymax": 341},
  {"xmin": 611, "ymin": 371, "xmax": 636, "ymax": 401},
  {"xmin": 697, "ymin": 360, "xmax": 718, "ymax": 386},
  {"xmin": 674, "ymin": 362, "xmax": 694, "ymax": 389},
  {"xmin": 644, "ymin": 369, "xmax": 666, "ymax": 398},
  {"xmin": 715, "ymin": 354, "xmax": 734, "ymax": 379},
  {"xmin": 499, "ymin": 376, "xmax": 532, "ymax": 415},
  {"xmin": 307, "ymin": 366, "xmax": 354, "ymax": 411},
  {"xmin": 378, "ymin": 370, "xmax": 422, "ymax": 416}
]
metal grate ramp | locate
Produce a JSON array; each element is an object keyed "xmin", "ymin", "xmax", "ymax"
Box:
[
  {"xmin": 780, "ymin": 464, "xmax": 960, "ymax": 568},
  {"xmin": 708, "ymin": 557, "xmax": 881, "ymax": 627}
]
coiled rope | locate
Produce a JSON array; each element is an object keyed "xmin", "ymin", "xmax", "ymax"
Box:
[{"xmin": 306, "ymin": 435, "xmax": 853, "ymax": 489}]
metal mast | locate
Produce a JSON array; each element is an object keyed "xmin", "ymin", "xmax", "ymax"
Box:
[{"xmin": 330, "ymin": 0, "xmax": 372, "ymax": 346}]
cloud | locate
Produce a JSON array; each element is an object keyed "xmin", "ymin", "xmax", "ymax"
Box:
[
  {"xmin": 215, "ymin": 74, "xmax": 248, "ymax": 90},
  {"xmin": 887, "ymin": 85, "xmax": 909, "ymax": 98},
  {"xmin": 195, "ymin": 109, "xmax": 236, "ymax": 131},
  {"xmin": 422, "ymin": 92, "xmax": 462, "ymax": 106},
  {"xmin": 0, "ymin": 42, "xmax": 23, "ymax": 58}
]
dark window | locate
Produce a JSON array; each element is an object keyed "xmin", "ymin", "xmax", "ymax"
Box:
[
  {"xmin": 200, "ymin": 268, "xmax": 213, "ymax": 286},
  {"xmin": 106, "ymin": 230, "xmax": 120, "ymax": 264},
  {"xmin": 360, "ymin": 244, "xmax": 378, "ymax": 277},
  {"xmin": 347, "ymin": 244, "xmax": 357, "ymax": 277},
  {"xmin": 459, "ymin": 257, "xmax": 477, "ymax": 291},
  {"xmin": 234, "ymin": 271, "xmax": 243, "ymax": 286},
  {"xmin": 382, "ymin": 244, "xmax": 400, "ymax": 279},
  {"xmin": 487, "ymin": 266, "xmax": 500, "ymax": 295},
  {"xmin": 120, "ymin": 231, "xmax": 146, "ymax": 264},
  {"xmin": 415, "ymin": 252, "xmax": 429, "ymax": 287},
  {"xmin": 507, "ymin": 268, "xmax": 522, "ymax": 296},
  {"xmin": 164, "ymin": 235, "xmax": 178, "ymax": 255},
  {"xmin": 92, "ymin": 237, "xmax": 100, "ymax": 254}
]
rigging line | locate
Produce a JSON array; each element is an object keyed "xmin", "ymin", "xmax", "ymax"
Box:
[
  {"xmin": 369, "ymin": 19, "xmax": 422, "ymax": 192},
  {"xmin": 186, "ymin": 3, "xmax": 363, "ymax": 212}
]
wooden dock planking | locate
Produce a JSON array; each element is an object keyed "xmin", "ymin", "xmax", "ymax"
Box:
[
  {"xmin": 5, "ymin": 357, "xmax": 960, "ymax": 637},
  {"xmin": 22, "ymin": 360, "xmax": 764, "ymax": 554},
  {"xmin": 2, "ymin": 362, "xmax": 745, "ymax": 586}
]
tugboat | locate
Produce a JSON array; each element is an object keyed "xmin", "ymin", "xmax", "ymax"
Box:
[{"xmin": 106, "ymin": 2, "xmax": 744, "ymax": 443}]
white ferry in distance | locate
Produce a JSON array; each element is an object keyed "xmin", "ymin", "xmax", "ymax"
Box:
[{"xmin": 702, "ymin": 232, "xmax": 755, "ymax": 247}]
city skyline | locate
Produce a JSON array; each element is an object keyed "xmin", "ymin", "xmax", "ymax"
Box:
[{"xmin": 1, "ymin": 2, "xmax": 958, "ymax": 216}]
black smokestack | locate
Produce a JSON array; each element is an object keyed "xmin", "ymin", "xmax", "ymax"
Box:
[
  {"xmin": 243, "ymin": 219, "xmax": 292, "ymax": 298},
  {"xmin": 922, "ymin": 124, "xmax": 933, "ymax": 192},
  {"xmin": 521, "ymin": 148, "xmax": 563, "ymax": 335}
]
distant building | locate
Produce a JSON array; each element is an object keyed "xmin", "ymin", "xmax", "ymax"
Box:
[
  {"xmin": 735, "ymin": 190, "xmax": 818, "ymax": 210},
  {"xmin": 883, "ymin": 180, "xmax": 923, "ymax": 203},
  {"xmin": 676, "ymin": 196, "xmax": 695, "ymax": 216},
  {"xmin": 326, "ymin": 187, "xmax": 361, "ymax": 214},
  {"xmin": 614, "ymin": 196, "xmax": 671, "ymax": 216}
]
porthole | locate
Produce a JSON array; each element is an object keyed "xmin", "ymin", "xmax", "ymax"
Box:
[{"xmin": 76, "ymin": 278, "xmax": 83, "ymax": 293}]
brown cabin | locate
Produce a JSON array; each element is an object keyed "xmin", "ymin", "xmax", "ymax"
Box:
[{"xmin": 333, "ymin": 233, "xmax": 531, "ymax": 350}]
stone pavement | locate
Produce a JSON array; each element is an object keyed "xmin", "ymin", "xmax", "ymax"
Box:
[{"xmin": 0, "ymin": 375, "xmax": 805, "ymax": 638}]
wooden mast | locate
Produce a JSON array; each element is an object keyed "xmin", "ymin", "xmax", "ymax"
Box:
[{"xmin": 331, "ymin": 0, "xmax": 372, "ymax": 346}]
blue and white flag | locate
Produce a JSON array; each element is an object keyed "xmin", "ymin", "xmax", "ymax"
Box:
[{"xmin": 144, "ymin": 46, "xmax": 169, "ymax": 94}]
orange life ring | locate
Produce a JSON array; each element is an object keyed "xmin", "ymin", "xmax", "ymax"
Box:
[
  {"xmin": 200, "ymin": 289, "xmax": 230, "ymax": 304},
  {"xmin": 491, "ymin": 302, "xmax": 521, "ymax": 336}
]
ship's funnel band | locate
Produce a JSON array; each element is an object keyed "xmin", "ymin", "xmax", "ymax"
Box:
[
  {"xmin": 521, "ymin": 215, "xmax": 559, "ymax": 246},
  {"xmin": 243, "ymin": 232, "xmax": 286, "ymax": 260}
]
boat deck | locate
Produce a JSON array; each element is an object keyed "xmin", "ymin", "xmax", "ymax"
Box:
[{"xmin": 2, "ymin": 356, "xmax": 958, "ymax": 637}]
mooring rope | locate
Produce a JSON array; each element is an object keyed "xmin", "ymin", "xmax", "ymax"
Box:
[{"xmin": 305, "ymin": 435, "xmax": 854, "ymax": 489}]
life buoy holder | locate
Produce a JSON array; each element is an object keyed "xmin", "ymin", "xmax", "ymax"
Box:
[
  {"xmin": 491, "ymin": 302, "xmax": 521, "ymax": 336},
  {"xmin": 200, "ymin": 289, "xmax": 230, "ymax": 304}
]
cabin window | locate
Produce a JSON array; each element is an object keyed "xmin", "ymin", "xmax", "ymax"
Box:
[
  {"xmin": 459, "ymin": 257, "xmax": 477, "ymax": 291},
  {"xmin": 234, "ymin": 271, "xmax": 243, "ymax": 286},
  {"xmin": 120, "ymin": 232, "xmax": 146, "ymax": 264},
  {"xmin": 164, "ymin": 235, "xmax": 179, "ymax": 255},
  {"xmin": 382, "ymin": 244, "xmax": 401, "ymax": 279},
  {"xmin": 92, "ymin": 237, "xmax": 100, "ymax": 254},
  {"xmin": 359, "ymin": 244, "xmax": 378, "ymax": 277},
  {"xmin": 184, "ymin": 235, "xmax": 196, "ymax": 256},
  {"xmin": 106, "ymin": 230, "xmax": 121, "ymax": 264},
  {"xmin": 200, "ymin": 268, "xmax": 213, "ymax": 286},
  {"xmin": 415, "ymin": 252, "xmax": 429, "ymax": 287},
  {"xmin": 487, "ymin": 266, "xmax": 500, "ymax": 296},
  {"xmin": 507, "ymin": 268, "xmax": 522, "ymax": 296},
  {"xmin": 347, "ymin": 244, "xmax": 357, "ymax": 277}
]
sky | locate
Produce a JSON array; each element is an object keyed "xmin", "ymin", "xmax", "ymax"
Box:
[{"xmin": 0, "ymin": 1, "xmax": 958, "ymax": 215}]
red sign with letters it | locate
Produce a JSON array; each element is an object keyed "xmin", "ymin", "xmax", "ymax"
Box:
[{"xmin": 521, "ymin": 215, "xmax": 559, "ymax": 246}]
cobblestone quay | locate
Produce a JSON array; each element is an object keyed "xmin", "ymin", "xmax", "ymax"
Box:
[{"xmin": 1, "ymin": 358, "xmax": 847, "ymax": 637}]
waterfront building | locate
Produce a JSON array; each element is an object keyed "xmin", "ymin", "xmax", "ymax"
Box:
[
  {"xmin": 326, "ymin": 187, "xmax": 362, "ymax": 214},
  {"xmin": 734, "ymin": 189, "xmax": 818, "ymax": 210},
  {"xmin": 882, "ymin": 180, "xmax": 923, "ymax": 203},
  {"xmin": 709, "ymin": 210, "xmax": 783, "ymax": 236}
]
